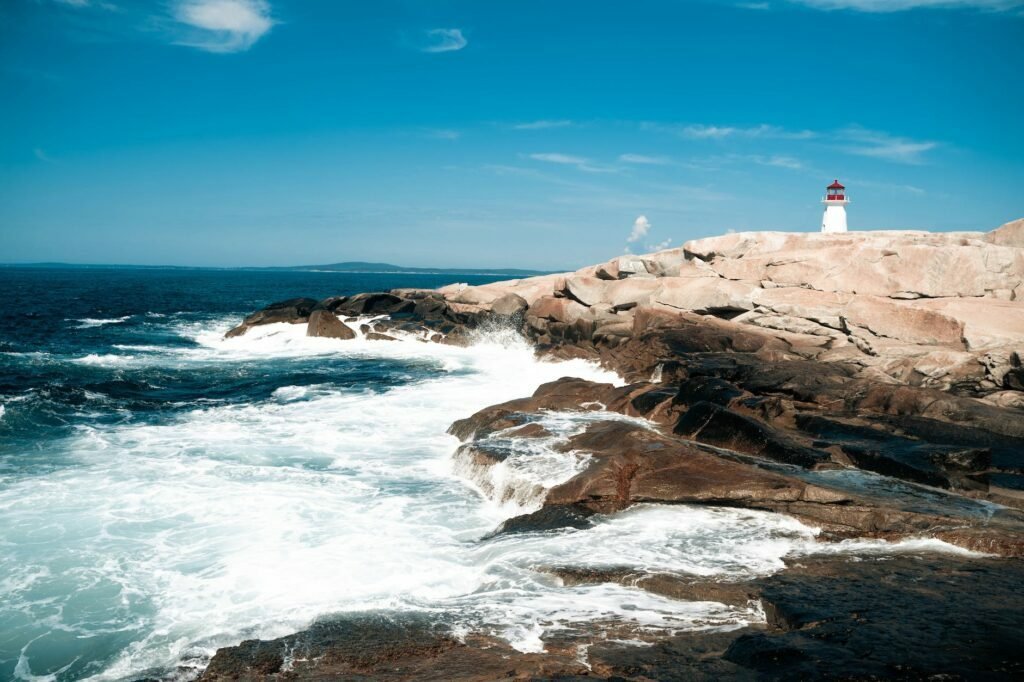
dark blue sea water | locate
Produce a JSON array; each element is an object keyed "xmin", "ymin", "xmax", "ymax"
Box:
[
  {"xmin": 0, "ymin": 267, "xmax": 896, "ymax": 681},
  {"xmin": 0, "ymin": 268, "xmax": 505, "ymax": 460}
]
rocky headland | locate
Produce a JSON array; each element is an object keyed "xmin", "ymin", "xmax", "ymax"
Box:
[{"xmin": 207, "ymin": 220, "xmax": 1024, "ymax": 680}]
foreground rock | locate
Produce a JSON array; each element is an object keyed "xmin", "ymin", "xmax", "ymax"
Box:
[{"xmin": 202, "ymin": 553, "xmax": 1024, "ymax": 680}]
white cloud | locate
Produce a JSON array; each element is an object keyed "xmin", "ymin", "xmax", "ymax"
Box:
[
  {"xmin": 529, "ymin": 153, "xmax": 588, "ymax": 165},
  {"xmin": 428, "ymin": 129, "xmax": 461, "ymax": 140},
  {"xmin": 838, "ymin": 127, "xmax": 937, "ymax": 164},
  {"xmin": 738, "ymin": 2, "xmax": 772, "ymax": 8},
  {"xmin": 619, "ymin": 153, "xmax": 670, "ymax": 165},
  {"xmin": 647, "ymin": 123, "xmax": 816, "ymax": 141},
  {"xmin": 54, "ymin": 0, "xmax": 92, "ymax": 6},
  {"xmin": 512, "ymin": 120, "xmax": 574, "ymax": 130},
  {"xmin": 789, "ymin": 0, "xmax": 1023, "ymax": 11},
  {"xmin": 173, "ymin": 0, "xmax": 274, "ymax": 53},
  {"xmin": 755, "ymin": 154, "xmax": 803, "ymax": 169},
  {"xmin": 33, "ymin": 148, "xmax": 55, "ymax": 163},
  {"xmin": 527, "ymin": 153, "xmax": 616, "ymax": 173},
  {"xmin": 628, "ymin": 215, "xmax": 651, "ymax": 243},
  {"xmin": 648, "ymin": 237, "xmax": 673, "ymax": 251},
  {"xmin": 422, "ymin": 28, "xmax": 468, "ymax": 53}
]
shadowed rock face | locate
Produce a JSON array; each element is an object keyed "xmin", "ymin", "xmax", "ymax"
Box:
[{"xmin": 225, "ymin": 297, "xmax": 317, "ymax": 338}]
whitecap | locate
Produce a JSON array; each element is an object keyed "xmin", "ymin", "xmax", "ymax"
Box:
[
  {"xmin": 69, "ymin": 353, "xmax": 139, "ymax": 368},
  {"xmin": 70, "ymin": 316, "xmax": 132, "ymax": 329}
]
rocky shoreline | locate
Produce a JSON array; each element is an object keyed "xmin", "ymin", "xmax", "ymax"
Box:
[{"xmin": 205, "ymin": 221, "xmax": 1024, "ymax": 680}]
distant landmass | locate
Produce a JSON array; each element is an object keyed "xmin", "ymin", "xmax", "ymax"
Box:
[
  {"xmin": 264, "ymin": 262, "xmax": 549, "ymax": 276},
  {"xmin": 1, "ymin": 261, "xmax": 551, "ymax": 276}
]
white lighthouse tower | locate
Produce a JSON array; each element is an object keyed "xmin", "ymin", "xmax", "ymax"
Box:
[{"xmin": 821, "ymin": 179, "xmax": 849, "ymax": 233}]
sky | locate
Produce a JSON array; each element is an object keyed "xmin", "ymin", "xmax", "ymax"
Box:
[{"xmin": 1, "ymin": 0, "xmax": 1022, "ymax": 270}]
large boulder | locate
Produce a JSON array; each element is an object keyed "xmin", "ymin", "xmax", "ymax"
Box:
[
  {"xmin": 225, "ymin": 297, "xmax": 318, "ymax": 338},
  {"xmin": 306, "ymin": 310, "xmax": 356, "ymax": 340},
  {"xmin": 654, "ymin": 278, "xmax": 759, "ymax": 315},
  {"xmin": 563, "ymin": 276, "xmax": 607, "ymax": 306},
  {"xmin": 489, "ymin": 293, "xmax": 528, "ymax": 317},
  {"xmin": 985, "ymin": 217, "xmax": 1024, "ymax": 248},
  {"xmin": 526, "ymin": 296, "xmax": 588, "ymax": 325}
]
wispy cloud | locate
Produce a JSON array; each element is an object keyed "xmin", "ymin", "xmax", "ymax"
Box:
[
  {"xmin": 789, "ymin": 0, "xmax": 1023, "ymax": 11},
  {"xmin": 422, "ymin": 28, "xmax": 468, "ymax": 53},
  {"xmin": 853, "ymin": 179, "xmax": 928, "ymax": 195},
  {"xmin": 33, "ymin": 148, "xmax": 56, "ymax": 163},
  {"xmin": 646, "ymin": 122, "xmax": 816, "ymax": 141},
  {"xmin": 628, "ymin": 215, "xmax": 651, "ymax": 243},
  {"xmin": 527, "ymin": 153, "xmax": 616, "ymax": 173},
  {"xmin": 172, "ymin": 0, "xmax": 275, "ymax": 53},
  {"xmin": 838, "ymin": 126, "xmax": 938, "ymax": 164},
  {"xmin": 512, "ymin": 120, "xmax": 574, "ymax": 130},
  {"xmin": 619, "ymin": 153, "xmax": 671, "ymax": 165},
  {"xmin": 51, "ymin": 0, "xmax": 119, "ymax": 11},
  {"xmin": 752, "ymin": 154, "xmax": 803, "ymax": 169},
  {"xmin": 737, "ymin": 2, "xmax": 772, "ymax": 9},
  {"xmin": 529, "ymin": 153, "xmax": 588, "ymax": 165}
]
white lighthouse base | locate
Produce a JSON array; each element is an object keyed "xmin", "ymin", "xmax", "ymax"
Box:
[{"xmin": 822, "ymin": 204, "xmax": 848, "ymax": 233}]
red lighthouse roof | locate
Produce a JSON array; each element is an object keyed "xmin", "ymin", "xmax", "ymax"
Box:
[{"xmin": 827, "ymin": 179, "xmax": 845, "ymax": 190}]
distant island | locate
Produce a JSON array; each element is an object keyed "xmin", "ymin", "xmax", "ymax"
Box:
[{"xmin": 0, "ymin": 261, "xmax": 551, "ymax": 277}]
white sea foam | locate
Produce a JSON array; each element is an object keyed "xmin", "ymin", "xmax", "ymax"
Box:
[
  {"xmin": 70, "ymin": 316, "xmax": 132, "ymax": 329},
  {"xmin": 0, "ymin": 321, "xmax": 981, "ymax": 680}
]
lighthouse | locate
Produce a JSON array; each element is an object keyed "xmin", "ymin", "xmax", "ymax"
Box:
[{"xmin": 821, "ymin": 179, "xmax": 849, "ymax": 233}]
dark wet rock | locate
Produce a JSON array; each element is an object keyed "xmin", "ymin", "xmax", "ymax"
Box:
[
  {"xmin": 867, "ymin": 413, "xmax": 1024, "ymax": 472},
  {"xmin": 225, "ymin": 297, "xmax": 317, "ymax": 338},
  {"xmin": 674, "ymin": 402, "xmax": 830, "ymax": 469},
  {"xmin": 365, "ymin": 331, "xmax": 398, "ymax": 341},
  {"xmin": 486, "ymin": 504, "xmax": 595, "ymax": 537},
  {"xmin": 673, "ymin": 376, "xmax": 745, "ymax": 408},
  {"xmin": 627, "ymin": 385, "xmax": 677, "ymax": 418},
  {"xmin": 796, "ymin": 414, "xmax": 991, "ymax": 490},
  {"xmin": 724, "ymin": 555, "xmax": 1024, "ymax": 680},
  {"xmin": 306, "ymin": 309, "xmax": 356, "ymax": 339},
  {"xmin": 332, "ymin": 292, "xmax": 414, "ymax": 316}
]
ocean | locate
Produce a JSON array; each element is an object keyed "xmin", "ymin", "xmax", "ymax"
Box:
[{"xmin": 0, "ymin": 267, "xmax": 948, "ymax": 681}]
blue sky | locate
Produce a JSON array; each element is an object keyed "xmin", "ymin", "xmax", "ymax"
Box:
[{"xmin": 1, "ymin": 0, "xmax": 1022, "ymax": 269}]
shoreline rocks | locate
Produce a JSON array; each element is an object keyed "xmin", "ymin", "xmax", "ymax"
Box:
[{"xmin": 213, "ymin": 220, "xmax": 1024, "ymax": 680}]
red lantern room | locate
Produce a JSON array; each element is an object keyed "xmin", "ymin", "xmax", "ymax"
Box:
[{"xmin": 826, "ymin": 179, "xmax": 845, "ymax": 202}]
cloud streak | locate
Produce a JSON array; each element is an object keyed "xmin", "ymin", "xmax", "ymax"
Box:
[
  {"xmin": 172, "ymin": 0, "xmax": 275, "ymax": 53},
  {"xmin": 422, "ymin": 28, "xmax": 468, "ymax": 53},
  {"xmin": 646, "ymin": 123, "xmax": 816, "ymax": 141},
  {"xmin": 619, "ymin": 153, "xmax": 671, "ymax": 165},
  {"xmin": 512, "ymin": 120, "xmax": 574, "ymax": 130},
  {"xmin": 527, "ymin": 153, "xmax": 616, "ymax": 173},
  {"xmin": 838, "ymin": 127, "xmax": 938, "ymax": 164},
  {"xmin": 789, "ymin": 0, "xmax": 1023, "ymax": 11}
]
